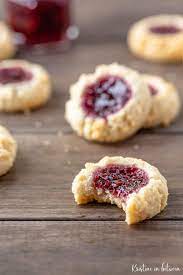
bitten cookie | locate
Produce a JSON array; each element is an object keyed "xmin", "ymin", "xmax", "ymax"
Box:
[
  {"xmin": 0, "ymin": 22, "xmax": 16, "ymax": 60},
  {"xmin": 65, "ymin": 63, "xmax": 151, "ymax": 143},
  {"xmin": 72, "ymin": 156, "xmax": 168, "ymax": 225},
  {"xmin": 127, "ymin": 15, "xmax": 183, "ymax": 62},
  {"xmin": 142, "ymin": 74, "xmax": 181, "ymax": 128},
  {"xmin": 0, "ymin": 60, "xmax": 52, "ymax": 112},
  {"xmin": 0, "ymin": 126, "xmax": 17, "ymax": 176}
]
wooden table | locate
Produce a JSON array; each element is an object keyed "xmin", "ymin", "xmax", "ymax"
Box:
[{"xmin": 0, "ymin": 1, "xmax": 183, "ymax": 274}]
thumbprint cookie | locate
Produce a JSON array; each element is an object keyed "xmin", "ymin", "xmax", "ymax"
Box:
[
  {"xmin": 0, "ymin": 22, "xmax": 16, "ymax": 60},
  {"xmin": 72, "ymin": 156, "xmax": 168, "ymax": 225},
  {"xmin": 0, "ymin": 126, "xmax": 17, "ymax": 176},
  {"xmin": 0, "ymin": 60, "xmax": 52, "ymax": 112},
  {"xmin": 142, "ymin": 74, "xmax": 181, "ymax": 128},
  {"xmin": 128, "ymin": 15, "xmax": 183, "ymax": 62},
  {"xmin": 65, "ymin": 63, "xmax": 151, "ymax": 143}
]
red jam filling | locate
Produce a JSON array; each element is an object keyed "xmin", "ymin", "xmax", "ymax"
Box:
[
  {"xmin": 0, "ymin": 67, "xmax": 33, "ymax": 85},
  {"xmin": 150, "ymin": 25, "xmax": 181, "ymax": 35},
  {"xmin": 93, "ymin": 164, "xmax": 149, "ymax": 199},
  {"xmin": 81, "ymin": 75, "xmax": 132, "ymax": 119},
  {"xmin": 148, "ymin": 84, "xmax": 158, "ymax": 96}
]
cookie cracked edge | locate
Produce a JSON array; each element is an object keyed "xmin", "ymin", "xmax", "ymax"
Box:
[
  {"xmin": 72, "ymin": 156, "xmax": 168, "ymax": 225},
  {"xmin": 65, "ymin": 63, "xmax": 152, "ymax": 142}
]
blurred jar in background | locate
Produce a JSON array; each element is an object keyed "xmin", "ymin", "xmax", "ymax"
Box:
[{"xmin": 5, "ymin": 0, "xmax": 78, "ymax": 47}]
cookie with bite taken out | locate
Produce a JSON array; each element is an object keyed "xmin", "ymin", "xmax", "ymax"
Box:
[{"xmin": 72, "ymin": 156, "xmax": 168, "ymax": 225}]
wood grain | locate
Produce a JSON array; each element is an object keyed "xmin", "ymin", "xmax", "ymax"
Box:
[
  {"xmin": 0, "ymin": 42, "xmax": 181, "ymax": 133},
  {"xmin": 0, "ymin": 133, "xmax": 181, "ymax": 220},
  {"xmin": 0, "ymin": 221, "xmax": 183, "ymax": 275},
  {"xmin": 74, "ymin": 0, "xmax": 183, "ymax": 42},
  {"xmin": 0, "ymin": 1, "xmax": 182, "ymax": 274}
]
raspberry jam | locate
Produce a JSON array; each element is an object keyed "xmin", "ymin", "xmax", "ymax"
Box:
[
  {"xmin": 6, "ymin": 0, "xmax": 71, "ymax": 45},
  {"xmin": 93, "ymin": 164, "xmax": 149, "ymax": 199},
  {"xmin": 150, "ymin": 25, "xmax": 181, "ymax": 35},
  {"xmin": 148, "ymin": 84, "xmax": 158, "ymax": 96},
  {"xmin": 0, "ymin": 67, "xmax": 32, "ymax": 84},
  {"xmin": 81, "ymin": 75, "xmax": 132, "ymax": 119}
]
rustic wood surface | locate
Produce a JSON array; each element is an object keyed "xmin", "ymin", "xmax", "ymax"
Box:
[
  {"xmin": 0, "ymin": 221, "xmax": 183, "ymax": 275},
  {"xmin": 0, "ymin": 1, "xmax": 183, "ymax": 274}
]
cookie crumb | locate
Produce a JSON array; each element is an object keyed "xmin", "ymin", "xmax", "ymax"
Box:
[
  {"xmin": 57, "ymin": 130, "xmax": 63, "ymax": 138},
  {"xmin": 43, "ymin": 140, "xmax": 51, "ymax": 146},
  {"xmin": 133, "ymin": 144, "xmax": 140, "ymax": 150},
  {"xmin": 35, "ymin": 121, "xmax": 43, "ymax": 129},
  {"xmin": 64, "ymin": 146, "xmax": 70, "ymax": 153},
  {"xmin": 73, "ymin": 146, "xmax": 79, "ymax": 152}
]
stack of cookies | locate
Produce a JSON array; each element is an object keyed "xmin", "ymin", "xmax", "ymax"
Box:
[{"xmin": 65, "ymin": 63, "xmax": 180, "ymax": 143}]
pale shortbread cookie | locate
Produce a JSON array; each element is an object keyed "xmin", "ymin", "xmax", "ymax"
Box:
[
  {"xmin": 128, "ymin": 15, "xmax": 183, "ymax": 62},
  {"xmin": 65, "ymin": 63, "xmax": 151, "ymax": 143},
  {"xmin": 0, "ymin": 126, "xmax": 17, "ymax": 176},
  {"xmin": 72, "ymin": 156, "xmax": 168, "ymax": 225},
  {"xmin": 0, "ymin": 22, "xmax": 16, "ymax": 60},
  {"xmin": 0, "ymin": 60, "xmax": 52, "ymax": 112},
  {"xmin": 142, "ymin": 74, "xmax": 181, "ymax": 128}
]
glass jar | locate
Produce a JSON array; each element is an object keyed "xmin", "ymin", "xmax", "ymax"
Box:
[{"xmin": 5, "ymin": 0, "xmax": 78, "ymax": 47}]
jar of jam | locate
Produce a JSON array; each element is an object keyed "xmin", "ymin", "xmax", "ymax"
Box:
[{"xmin": 5, "ymin": 0, "xmax": 78, "ymax": 46}]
